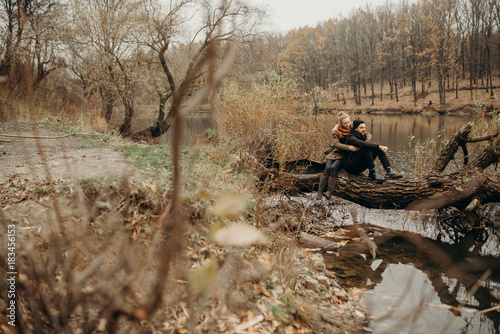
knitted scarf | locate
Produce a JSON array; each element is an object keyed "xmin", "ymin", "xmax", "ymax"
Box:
[
  {"xmin": 350, "ymin": 128, "xmax": 367, "ymax": 141},
  {"xmin": 337, "ymin": 123, "xmax": 352, "ymax": 141}
]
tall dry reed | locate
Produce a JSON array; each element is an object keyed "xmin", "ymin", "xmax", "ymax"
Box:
[{"xmin": 215, "ymin": 72, "xmax": 336, "ymax": 165}]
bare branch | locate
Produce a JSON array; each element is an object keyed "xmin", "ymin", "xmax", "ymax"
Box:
[
  {"xmin": 467, "ymin": 132, "xmax": 500, "ymax": 143},
  {"xmin": 159, "ymin": 40, "xmax": 176, "ymax": 93}
]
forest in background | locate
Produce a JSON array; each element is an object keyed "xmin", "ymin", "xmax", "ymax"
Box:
[
  {"xmin": 0, "ymin": 0, "xmax": 499, "ymax": 138},
  {"xmin": 251, "ymin": 0, "xmax": 500, "ymax": 108}
]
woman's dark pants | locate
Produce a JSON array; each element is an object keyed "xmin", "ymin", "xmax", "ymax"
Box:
[{"xmin": 323, "ymin": 158, "xmax": 344, "ymax": 178}]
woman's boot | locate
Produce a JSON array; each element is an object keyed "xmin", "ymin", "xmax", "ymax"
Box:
[
  {"xmin": 324, "ymin": 177, "xmax": 337, "ymax": 199},
  {"xmin": 316, "ymin": 176, "xmax": 328, "ymax": 200}
]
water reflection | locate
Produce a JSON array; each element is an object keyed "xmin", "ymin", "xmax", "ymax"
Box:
[
  {"xmin": 351, "ymin": 207, "xmax": 500, "ymax": 257},
  {"xmin": 157, "ymin": 115, "xmax": 214, "ymax": 146},
  {"xmin": 133, "ymin": 113, "xmax": 214, "ymax": 146},
  {"xmin": 362, "ymin": 114, "xmax": 474, "ymax": 147},
  {"xmin": 324, "ymin": 220, "xmax": 500, "ymax": 334},
  {"xmin": 365, "ymin": 263, "xmax": 499, "ymax": 334},
  {"xmin": 354, "ymin": 114, "xmax": 476, "ymax": 176}
]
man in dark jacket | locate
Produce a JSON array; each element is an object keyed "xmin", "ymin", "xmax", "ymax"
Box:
[{"xmin": 344, "ymin": 119, "xmax": 402, "ymax": 182}]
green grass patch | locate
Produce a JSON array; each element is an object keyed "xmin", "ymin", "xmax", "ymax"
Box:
[
  {"xmin": 37, "ymin": 121, "xmax": 74, "ymax": 134},
  {"xmin": 112, "ymin": 139, "xmax": 254, "ymax": 204},
  {"xmin": 75, "ymin": 134, "xmax": 111, "ymax": 149},
  {"xmin": 78, "ymin": 176, "xmax": 119, "ymax": 192},
  {"xmin": 35, "ymin": 122, "xmax": 113, "ymax": 148},
  {"xmin": 268, "ymin": 303, "xmax": 291, "ymax": 325},
  {"xmin": 32, "ymin": 186, "xmax": 52, "ymax": 198},
  {"xmin": 114, "ymin": 144, "xmax": 174, "ymax": 174}
]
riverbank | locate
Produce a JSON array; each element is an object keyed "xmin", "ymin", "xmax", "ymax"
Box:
[
  {"xmin": 313, "ymin": 79, "xmax": 499, "ymax": 117},
  {"xmin": 0, "ymin": 122, "xmax": 368, "ymax": 333}
]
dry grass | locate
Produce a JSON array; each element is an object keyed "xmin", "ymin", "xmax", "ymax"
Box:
[
  {"xmin": 0, "ymin": 135, "xmax": 368, "ymax": 333},
  {"xmin": 215, "ymin": 74, "xmax": 331, "ymax": 166},
  {"xmin": 0, "ymin": 97, "xmax": 113, "ymax": 136},
  {"xmin": 409, "ymin": 137, "xmax": 440, "ymax": 176}
]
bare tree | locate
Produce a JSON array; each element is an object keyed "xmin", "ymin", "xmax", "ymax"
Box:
[
  {"xmin": 130, "ymin": 0, "xmax": 265, "ymax": 141},
  {"xmin": 64, "ymin": 0, "xmax": 147, "ymax": 134},
  {"xmin": 482, "ymin": 0, "xmax": 496, "ymax": 98},
  {"xmin": 0, "ymin": 0, "xmax": 60, "ymax": 99}
]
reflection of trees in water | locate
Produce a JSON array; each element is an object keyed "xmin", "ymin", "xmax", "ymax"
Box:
[
  {"xmin": 433, "ymin": 217, "xmax": 500, "ymax": 333},
  {"xmin": 435, "ymin": 205, "xmax": 500, "ymax": 255},
  {"xmin": 133, "ymin": 115, "xmax": 214, "ymax": 145},
  {"xmin": 326, "ymin": 225, "xmax": 500, "ymax": 333}
]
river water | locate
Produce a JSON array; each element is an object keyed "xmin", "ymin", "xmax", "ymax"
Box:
[
  {"xmin": 152, "ymin": 113, "xmax": 479, "ymax": 176},
  {"xmin": 322, "ymin": 204, "xmax": 500, "ymax": 334},
  {"xmin": 338, "ymin": 113, "xmax": 479, "ymax": 176},
  {"xmin": 152, "ymin": 112, "xmax": 499, "ymax": 333}
]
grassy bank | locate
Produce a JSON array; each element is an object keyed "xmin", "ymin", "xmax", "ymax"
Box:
[{"xmin": 0, "ymin": 123, "xmax": 368, "ymax": 333}]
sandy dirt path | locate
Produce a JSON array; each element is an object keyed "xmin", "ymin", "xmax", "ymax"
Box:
[{"xmin": 0, "ymin": 123, "xmax": 138, "ymax": 206}]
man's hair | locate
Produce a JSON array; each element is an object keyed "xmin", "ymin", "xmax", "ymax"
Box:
[{"xmin": 352, "ymin": 119, "xmax": 365, "ymax": 130}]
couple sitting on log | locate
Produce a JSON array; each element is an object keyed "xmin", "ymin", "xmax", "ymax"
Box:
[{"xmin": 317, "ymin": 112, "xmax": 402, "ymax": 200}]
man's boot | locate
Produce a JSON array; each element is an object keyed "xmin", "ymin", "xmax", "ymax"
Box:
[
  {"xmin": 324, "ymin": 177, "xmax": 337, "ymax": 199},
  {"xmin": 385, "ymin": 166, "xmax": 402, "ymax": 179},
  {"xmin": 368, "ymin": 169, "xmax": 385, "ymax": 182},
  {"xmin": 316, "ymin": 176, "xmax": 328, "ymax": 200}
]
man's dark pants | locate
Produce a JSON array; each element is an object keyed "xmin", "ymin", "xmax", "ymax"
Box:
[{"xmin": 344, "ymin": 147, "xmax": 390, "ymax": 174}]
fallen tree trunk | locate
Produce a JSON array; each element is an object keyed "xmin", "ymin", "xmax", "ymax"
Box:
[
  {"xmin": 269, "ymin": 166, "xmax": 500, "ymax": 210},
  {"xmin": 261, "ymin": 123, "xmax": 500, "ymax": 210}
]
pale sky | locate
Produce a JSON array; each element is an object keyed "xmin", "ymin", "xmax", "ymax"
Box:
[{"xmin": 256, "ymin": 0, "xmax": 399, "ymax": 32}]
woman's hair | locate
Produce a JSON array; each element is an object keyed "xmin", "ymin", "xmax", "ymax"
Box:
[{"xmin": 338, "ymin": 112, "xmax": 349, "ymax": 124}]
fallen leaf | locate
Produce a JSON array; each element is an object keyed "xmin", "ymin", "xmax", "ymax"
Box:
[
  {"xmin": 234, "ymin": 314, "xmax": 264, "ymax": 332},
  {"xmin": 146, "ymin": 182, "xmax": 157, "ymax": 193},
  {"xmin": 188, "ymin": 259, "xmax": 218, "ymax": 296},
  {"xmin": 96, "ymin": 201, "xmax": 111, "ymax": 210},
  {"xmin": 258, "ymin": 253, "xmax": 272, "ymax": 269},
  {"xmin": 259, "ymin": 285, "xmax": 271, "ymax": 297},
  {"xmin": 212, "ymin": 222, "xmax": 268, "ymax": 246},
  {"xmin": 212, "ymin": 192, "xmax": 246, "ymax": 219}
]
